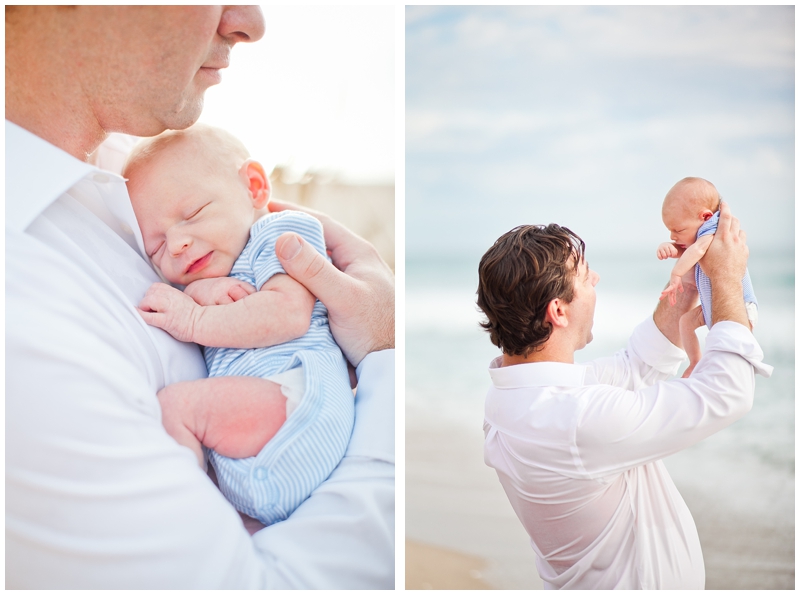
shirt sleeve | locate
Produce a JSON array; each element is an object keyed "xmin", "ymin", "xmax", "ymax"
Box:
[
  {"xmin": 585, "ymin": 316, "xmax": 686, "ymax": 390},
  {"xmin": 6, "ymin": 230, "xmax": 394, "ymax": 589},
  {"xmin": 246, "ymin": 212, "xmax": 328, "ymax": 290},
  {"xmin": 573, "ymin": 322, "xmax": 765, "ymax": 479}
]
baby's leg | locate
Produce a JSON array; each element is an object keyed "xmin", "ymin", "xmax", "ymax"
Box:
[
  {"xmin": 680, "ymin": 304, "xmax": 706, "ymax": 378},
  {"xmin": 158, "ymin": 376, "xmax": 287, "ymax": 466}
]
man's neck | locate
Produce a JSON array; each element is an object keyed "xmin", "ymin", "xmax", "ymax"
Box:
[
  {"xmin": 501, "ymin": 339, "xmax": 575, "ymax": 367},
  {"xmin": 6, "ymin": 13, "xmax": 107, "ymax": 161}
]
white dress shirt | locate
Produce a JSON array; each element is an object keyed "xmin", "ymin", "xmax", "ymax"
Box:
[
  {"xmin": 6, "ymin": 120, "xmax": 395, "ymax": 589},
  {"xmin": 483, "ymin": 316, "xmax": 771, "ymax": 589}
]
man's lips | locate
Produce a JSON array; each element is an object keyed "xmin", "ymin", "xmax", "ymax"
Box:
[
  {"xmin": 198, "ymin": 67, "xmax": 222, "ymax": 85},
  {"xmin": 186, "ymin": 252, "xmax": 213, "ymax": 275}
]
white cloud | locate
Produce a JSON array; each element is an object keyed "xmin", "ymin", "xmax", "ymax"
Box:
[{"xmin": 409, "ymin": 6, "xmax": 794, "ymax": 72}]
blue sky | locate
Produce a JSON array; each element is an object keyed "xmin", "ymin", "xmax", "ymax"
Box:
[{"xmin": 406, "ymin": 6, "xmax": 794, "ymax": 259}]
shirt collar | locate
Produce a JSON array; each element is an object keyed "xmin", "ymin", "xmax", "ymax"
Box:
[
  {"xmin": 6, "ymin": 120, "xmax": 99, "ymax": 232},
  {"xmin": 488, "ymin": 355, "xmax": 599, "ymax": 388}
]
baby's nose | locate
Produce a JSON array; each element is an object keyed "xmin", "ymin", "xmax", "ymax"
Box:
[{"xmin": 167, "ymin": 234, "xmax": 192, "ymax": 256}]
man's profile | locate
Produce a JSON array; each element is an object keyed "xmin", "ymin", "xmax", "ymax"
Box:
[{"xmin": 478, "ymin": 216, "xmax": 771, "ymax": 589}]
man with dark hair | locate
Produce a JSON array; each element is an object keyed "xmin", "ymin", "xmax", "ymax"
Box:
[
  {"xmin": 478, "ymin": 224, "xmax": 587, "ymax": 357},
  {"xmin": 478, "ymin": 206, "xmax": 771, "ymax": 589},
  {"xmin": 6, "ymin": 6, "xmax": 394, "ymax": 589}
]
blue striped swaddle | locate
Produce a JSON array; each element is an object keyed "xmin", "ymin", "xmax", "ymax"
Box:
[
  {"xmin": 205, "ymin": 211, "xmax": 354, "ymax": 526},
  {"xmin": 695, "ymin": 210, "xmax": 758, "ymax": 328}
]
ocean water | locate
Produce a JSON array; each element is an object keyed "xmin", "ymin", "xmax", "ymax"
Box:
[{"xmin": 406, "ymin": 249, "xmax": 795, "ymax": 569}]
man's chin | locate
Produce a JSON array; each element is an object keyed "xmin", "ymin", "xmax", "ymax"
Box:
[
  {"xmin": 578, "ymin": 332, "xmax": 594, "ymax": 350},
  {"xmin": 169, "ymin": 99, "xmax": 205, "ymax": 131}
]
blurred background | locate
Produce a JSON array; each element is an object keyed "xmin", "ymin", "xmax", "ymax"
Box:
[
  {"xmin": 405, "ymin": 6, "xmax": 794, "ymax": 590},
  {"xmin": 198, "ymin": 5, "xmax": 395, "ymax": 269}
]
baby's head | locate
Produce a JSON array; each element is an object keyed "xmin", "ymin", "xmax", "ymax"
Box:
[
  {"xmin": 124, "ymin": 124, "xmax": 270, "ymax": 285},
  {"xmin": 661, "ymin": 177, "xmax": 720, "ymax": 249}
]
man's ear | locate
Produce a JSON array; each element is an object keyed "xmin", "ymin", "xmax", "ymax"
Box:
[
  {"xmin": 239, "ymin": 159, "xmax": 272, "ymax": 209},
  {"xmin": 545, "ymin": 298, "xmax": 569, "ymax": 329}
]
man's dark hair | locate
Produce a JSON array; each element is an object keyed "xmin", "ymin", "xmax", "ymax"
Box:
[{"xmin": 477, "ymin": 224, "xmax": 586, "ymax": 357}]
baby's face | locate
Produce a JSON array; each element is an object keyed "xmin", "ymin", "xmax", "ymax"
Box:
[
  {"xmin": 661, "ymin": 208, "xmax": 703, "ymax": 250},
  {"xmin": 128, "ymin": 145, "xmax": 257, "ymax": 286}
]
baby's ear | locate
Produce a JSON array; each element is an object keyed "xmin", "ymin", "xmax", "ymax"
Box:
[
  {"xmin": 701, "ymin": 210, "xmax": 713, "ymax": 221},
  {"xmin": 239, "ymin": 159, "xmax": 272, "ymax": 209}
]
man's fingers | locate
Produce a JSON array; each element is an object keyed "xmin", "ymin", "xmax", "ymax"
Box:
[
  {"xmin": 270, "ymin": 199, "xmax": 377, "ymax": 272},
  {"xmin": 716, "ymin": 200, "xmax": 732, "ymax": 234},
  {"xmin": 269, "ymin": 199, "xmax": 332, "ymax": 226},
  {"xmin": 729, "ymin": 215, "xmax": 741, "ymax": 238},
  {"xmin": 275, "ymin": 232, "xmax": 356, "ymax": 308}
]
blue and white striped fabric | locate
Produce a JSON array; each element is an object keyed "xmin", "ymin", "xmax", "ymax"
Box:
[
  {"xmin": 204, "ymin": 211, "xmax": 354, "ymax": 526},
  {"xmin": 695, "ymin": 210, "xmax": 758, "ymax": 328}
]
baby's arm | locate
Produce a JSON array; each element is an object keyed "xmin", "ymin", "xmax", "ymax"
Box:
[
  {"xmin": 660, "ymin": 235, "xmax": 714, "ymax": 305},
  {"xmin": 184, "ymin": 277, "xmax": 256, "ymax": 306},
  {"xmin": 138, "ymin": 274, "xmax": 315, "ymax": 348},
  {"xmin": 656, "ymin": 242, "xmax": 683, "ymax": 260}
]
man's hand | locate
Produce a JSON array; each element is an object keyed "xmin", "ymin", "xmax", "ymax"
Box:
[
  {"xmin": 654, "ymin": 267, "xmax": 699, "ymax": 349},
  {"xmin": 184, "ymin": 277, "xmax": 256, "ymax": 306},
  {"xmin": 659, "ymin": 274, "xmax": 684, "ymax": 306},
  {"xmin": 268, "ymin": 199, "xmax": 395, "ymax": 367},
  {"xmin": 698, "ymin": 201, "xmax": 749, "ymax": 328},
  {"xmin": 138, "ymin": 282, "xmax": 202, "ymax": 343},
  {"xmin": 657, "ymin": 242, "xmax": 680, "ymax": 260}
]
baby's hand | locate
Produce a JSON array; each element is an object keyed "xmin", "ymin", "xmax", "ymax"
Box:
[
  {"xmin": 659, "ymin": 275, "xmax": 684, "ymax": 306},
  {"xmin": 184, "ymin": 277, "xmax": 257, "ymax": 306},
  {"xmin": 138, "ymin": 282, "xmax": 201, "ymax": 343},
  {"xmin": 657, "ymin": 242, "xmax": 679, "ymax": 260}
]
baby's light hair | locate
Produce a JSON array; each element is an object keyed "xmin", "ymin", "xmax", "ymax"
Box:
[
  {"xmin": 123, "ymin": 123, "xmax": 251, "ymax": 182},
  {"xmin": 664, "ymin": 177, "xmax": 721, "ymax": 215}
]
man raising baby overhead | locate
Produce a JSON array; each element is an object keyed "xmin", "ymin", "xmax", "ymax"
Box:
[
  {"xmin": 657, "ymin": 177, "xmax": 762, "ymax": 377},
  {"xmin": 123, "ymin": 124, "xmax": 354, "ymax": 527}
]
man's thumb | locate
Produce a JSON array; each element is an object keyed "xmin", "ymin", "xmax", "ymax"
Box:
[{"xmin": 275, "ymin": 232, "xmax": 344, "ymax": 303}]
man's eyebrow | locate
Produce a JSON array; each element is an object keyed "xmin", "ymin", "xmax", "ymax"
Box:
[{"xmin": 584, "ymin": 262, "xmax": 590, "ymax": 280}]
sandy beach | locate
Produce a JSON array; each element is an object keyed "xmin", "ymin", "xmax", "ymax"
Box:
[{"xmin": 406, "ymin": 410, "xmax": 545, "ymax": 590}]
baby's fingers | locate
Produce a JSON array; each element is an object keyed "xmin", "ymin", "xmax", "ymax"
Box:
[
  {"xmin": 137, "ymin": 307, "xmax": 165, "ymax": 328},
  {"xmin": 228, "ymin": 285, "xmax": 251, "ymax": 302}
]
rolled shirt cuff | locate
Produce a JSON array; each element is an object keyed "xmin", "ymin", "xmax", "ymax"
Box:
[
  {"xmin": 630, "ymin": 316, "xmax": 687, "ymax": 376},
  {"xmin": 706, "ymin": 321, "xmax": 773, "ymax": 377},
  {"xmin": 348, "ymin": 350, "xmax": 395, "ymax": 463}
]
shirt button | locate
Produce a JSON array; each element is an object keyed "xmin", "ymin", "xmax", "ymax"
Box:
[
  {"xmin": 254, "ymin": 468, "xmax": 267, "ymax": 480},
  {"xmin": 120, "ymin": 223, "xmax": 133, "ymax": 235},
  {"xmin": 92, "ymin": 172, "xmax": 111, "ymax": 184}
]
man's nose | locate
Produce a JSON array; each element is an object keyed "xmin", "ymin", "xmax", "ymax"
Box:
[
  {"xmin": 592, "ymin": 271, "xmax": 600, "ymax": 286},
  {"xmin": 219, "ymin": 6, "xmax": 266, "ymax": 44}
]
